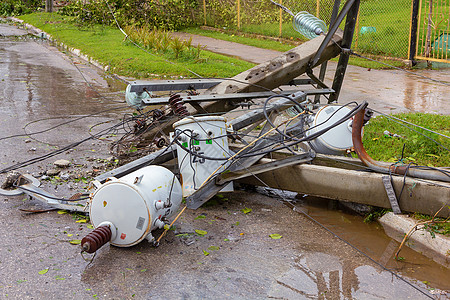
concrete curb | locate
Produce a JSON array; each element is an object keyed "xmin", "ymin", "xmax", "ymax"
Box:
[
  {"xmin": 379, "ymin": 212, "xmax": 450, "ymax": 268},
  {"xmin": 8, "ymin": 17, "xmax": 110, "ymax": 73}
]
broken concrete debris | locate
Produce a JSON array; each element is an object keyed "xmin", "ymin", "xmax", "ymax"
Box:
[{"xmin": 54, "ymin": 159, "xmax": 71, "ymax": 168}]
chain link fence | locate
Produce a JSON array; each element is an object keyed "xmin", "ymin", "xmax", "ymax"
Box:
[{"xmin": 198, "ymin": 0, "xmax": 413, "ymax": 59}]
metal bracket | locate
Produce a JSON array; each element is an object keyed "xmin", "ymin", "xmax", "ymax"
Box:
[
  {"xmin": 216, "ymin": 151, "xmax": 315, "ymax": 185},
  {"xmin": 141, "ymin": 89, "xmax": 333, "ymax": 106},
  {"xmin": 186, "ymin": 151, "xmax": 315, "ymax": 209},
  {"xmin": 13, "ymin": 175, "xmax": 86, "ymax": 212},
  {"xmin": 0, "ymin": 174, "xmax": 40, "ymax": 196},
  {"xmin": 382, "ymin": 175, "xmax": 402, "ymax": 214}
]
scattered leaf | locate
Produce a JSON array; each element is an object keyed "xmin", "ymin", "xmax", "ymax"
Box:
[
  {"xmin": 136, "ymin": 252, "xmax": 141, "ymax": 254},
  {"xmin": 224, "ymin": 238, "xmax": 229, "ymax": 242},
  {"xmin": 372, "ymin": 137, "xmax": 379, "ymax": 141},
  {"xmin": 38, "ymin": 269, "xmax": 49, "ymax": 275},
  {"xmin": 195, "ymin": 229, "xmax": 207, "ymax": 236},
  {"xmin": 67, "ymin": 234, "xmax": 73, "ymax": 237},
  {"xmin": 269, "ymin": 234, "xmax": 282, "ymax": 240},
  {"xmin": 194, "ymin": 215, "xmax": 206, "ymax": 220},
  {"xmin": 76, "ymin": 219, "xmax": 88, "ymax": 223},
  {"xmin": 57, "ymin": 210, "xmax": 68, "ymax": 215},
  {"xmin": 69, "ymin": 239, "xmax": 82, "ymax": 245},
  {"xmin": 202, "ymin": 250, "xmax": 210, "ymax": 256},
  {"xmin": 208, "ymin": 246, "xmax": 220, "ymax": 251},
  {"xmin": 141, "ymin": 269, "xmax": 147, "ymax": 272},
  {"xmin": 241, "ymin": 207, "xmax": 252, "ymax": 214},
  {"xmin": 240, "ymin": 233, "xmax": 244, "ymax": 236},
  {"xmin": 163, "ymin": 224, "xmax": 170, "ymax": 230},
  {"xmin": 86, "ymin": 224, "xmax": 94, "ymax": 229},
  {"xmin": 234, "ymin": 221, "xmax": 240, "ymax": 226}
]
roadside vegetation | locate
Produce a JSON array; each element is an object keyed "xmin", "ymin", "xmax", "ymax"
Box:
[
  {"xmin": 18, "ymin": 13, "xmax": 254, "ymax": 78},
  {"xmin": 0, "ymin": 0, "xmax": 41, "ymax": 16},
  {"xmin": 362, "ymin": 113, "xmax": 450, "ymax": 167}
]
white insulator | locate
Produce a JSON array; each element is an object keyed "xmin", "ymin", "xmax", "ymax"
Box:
[
  {"xmin": 89, "ymin": 165, "xmax": 182, "ymax": 247},
  {"xmin": 125, "ymin": 84, "xmax": 151, "ymax": 110},
  {"xmin": 293, "ymin": 11, "xmax": 327, "ymax": 40}
]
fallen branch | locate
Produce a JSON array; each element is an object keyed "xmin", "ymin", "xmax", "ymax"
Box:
[{"xmin": 394, "ymin": 204, "xmax": 450, "ymax": 260}]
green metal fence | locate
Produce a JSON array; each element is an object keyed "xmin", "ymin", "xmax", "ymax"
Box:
[{"xmin": 199, "ymin": 0, "xmax": 416, "ymax": 59}]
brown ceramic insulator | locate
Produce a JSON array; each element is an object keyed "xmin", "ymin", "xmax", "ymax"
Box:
[
  {"xmin": 81, "ymin": 225, "xmax": 112, "ymax": 253},
  {"xmin": 168, "ymin": 94, "xmax": 189, "ymax": 117}
]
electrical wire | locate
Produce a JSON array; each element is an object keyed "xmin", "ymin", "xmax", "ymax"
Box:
[
  {"xmin": 0, "ymin": 106, "xmax": 128, "ymax": 142},
  {"xmin": 0, "ymin": 116, "xmax": 131, "ymax": 174},
  {"xmin": 370, "ymin": 109, "xmax": 450, "ymax": 151},
  {"xmin": 370, "ymin": 110, "xmax": 450, "ymax": 140}
]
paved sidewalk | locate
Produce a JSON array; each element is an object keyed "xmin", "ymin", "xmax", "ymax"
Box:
[{"xmin": 173, "ymin": 32, "xmax": 450, "ymax": 115}]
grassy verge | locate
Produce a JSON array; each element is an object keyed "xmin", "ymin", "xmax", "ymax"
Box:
[
  {"xmin": 362, "ymin": 113, "xmax": 450, "ymax": 167},
  {"xmin": 18, "ymin": 13, "xmax": 254, "ymax": 79}
]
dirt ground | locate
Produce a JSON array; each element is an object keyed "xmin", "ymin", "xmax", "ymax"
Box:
[{"xmin": 1, "ymin": 22, "xmax": 449, "ymax": 299}]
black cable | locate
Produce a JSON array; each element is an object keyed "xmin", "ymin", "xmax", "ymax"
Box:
[
  {"xmin": 0, "ymin": 117, "xmax": 129, "ymax": 174},
  {"xmin": 0, "ymin": 105, "xmax": 128, "ymax": 142},
  {"xmin": 172, "ymin": 101, "xmax": 367, "ymax": 162}
]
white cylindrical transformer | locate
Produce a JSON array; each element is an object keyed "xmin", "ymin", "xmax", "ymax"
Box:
[
  {"xmin": 89, "ymin": 165, "xmax": 182, "ymax": 247},
  {"xmin": 172, "ymin": 116, "xmax": 233, "ymax": 197},
  {"xmin": 306, "ymin": 105, "xmax": 355, "ymax": 155}
]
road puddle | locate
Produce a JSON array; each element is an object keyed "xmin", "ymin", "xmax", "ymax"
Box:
[{"xmin": 258, "ymin": 188, "xmax": 450, "ymax": 297}]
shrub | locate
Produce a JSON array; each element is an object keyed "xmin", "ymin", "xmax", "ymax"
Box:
[
  {"xmin": 0, "ymin": 0, "xmax": 42, "ymax": 16},
  {"xmin": 59, "ymin": 0, "xmax": 200, "ymax": 30}
]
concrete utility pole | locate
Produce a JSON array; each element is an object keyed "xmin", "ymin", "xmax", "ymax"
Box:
[{"xmin": 45, "ymin": 0, "xmax": 53, "ymax": 12}]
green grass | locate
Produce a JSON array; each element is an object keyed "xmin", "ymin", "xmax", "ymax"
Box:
[
  {"xmin": 362, "ymin": 113, "xmax": 450, "ymax": 167},
  {"xmin": 18, "ymin": 13, "xmax": 254, "ymax": 79}
]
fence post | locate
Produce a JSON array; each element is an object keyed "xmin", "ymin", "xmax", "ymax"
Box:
[
  {"xmin": 354, "ymin": 11, "xmax": 360, "ymax": 48},
  {"xmin": 424, "ymin": 0, "xmax": 433, "ymax": 59},
  {"xmin": 45, "ymin": 0, "xmax": 53, "ymax": 12},
  {"xmin": 279, "ymin": 0, "xmax": 283, "ymax": 36},
  {"xmin": 408, "ymin": 0, "xmax": 420, "ymax": 65},
  {"xmin": 316, "ymin": 0, "xmax": 320, "ymax": 17},
  {"xmin": 203, "ymin": 0, "xmax": 207, "ymax": 26},
  {"xmin": 237, "ymin": 0, "xmax": 241, "ymax": 29}
]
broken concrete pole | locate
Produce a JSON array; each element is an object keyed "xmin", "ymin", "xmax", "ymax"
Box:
[
  {"xmin": 206, "ymin": 30, "xmax": 343, "ymax": 96},
  {"xmin": 142, "ymin": 31, "xmax": 344, "ymax": 141}
]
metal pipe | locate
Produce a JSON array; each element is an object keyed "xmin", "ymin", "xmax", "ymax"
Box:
[{"xmin": 352, "ymin": 109, "xmax": 450, "ymax": 182}]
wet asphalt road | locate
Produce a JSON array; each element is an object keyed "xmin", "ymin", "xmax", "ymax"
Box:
[{"xmin": 0, "ymin": 22, "xmax": 448, "ymax": 299}]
